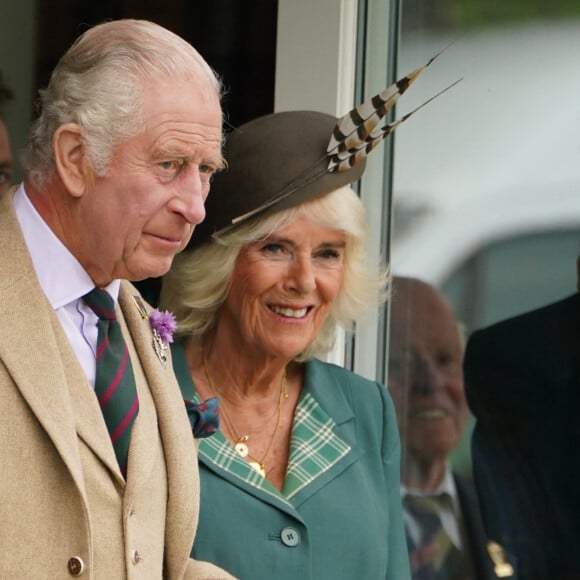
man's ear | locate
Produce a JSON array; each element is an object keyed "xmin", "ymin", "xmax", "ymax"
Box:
[{"xmin": 53, "ymin": 123, "xmax": 92, "ymax": 197}]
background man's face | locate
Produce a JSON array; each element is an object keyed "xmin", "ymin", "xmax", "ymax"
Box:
[{"xmin": 388, "ymin": 281, "xmax": 469, "ymax": 464}]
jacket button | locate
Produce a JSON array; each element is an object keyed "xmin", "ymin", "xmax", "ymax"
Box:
[
  {"xmin": 280, "ymin": 527, "xmax": 301, "ymax": 547},
  {"xmin": 67, "ymin": 556, "xmax": 85, "ymax": 576},
  {"xmin": 132, "ymin": 549, "xmax": 143, "ymax": 564}
]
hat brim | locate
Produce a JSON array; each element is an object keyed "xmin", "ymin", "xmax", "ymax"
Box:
[{"xmin": 188, "ymin": 110, "xmax": 366, "ymax": 250}]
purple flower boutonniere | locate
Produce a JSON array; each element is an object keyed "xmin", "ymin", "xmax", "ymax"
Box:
[{"xmin": 149, "ymin": 309, "xmax": 177, "ymax": 367}]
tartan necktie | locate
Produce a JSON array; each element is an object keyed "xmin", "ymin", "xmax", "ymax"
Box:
[
  {"xmin": 404, "ymin": 494, "xmax": 473, "ymax": 580},
  {"xmin": 83, "ymin": 288, "xmax": 139, "ymax": 477}
]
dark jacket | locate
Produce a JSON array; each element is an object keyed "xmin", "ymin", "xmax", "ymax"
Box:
[
  {"xmin": 464, "ymin": 294, "xmax": 580, "ymax": 580},
  {"xmin": 455, "ymin": 474, "xmax": 515, "ymax": 580}
]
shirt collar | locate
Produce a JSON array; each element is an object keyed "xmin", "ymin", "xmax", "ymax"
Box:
[
  {"xmin": 401, "ymin": 464, "xmax": 461, "ymax": 515},
  {"xmin": 13, "ymin": 184, "xmax": 120, "ymax": 307}
]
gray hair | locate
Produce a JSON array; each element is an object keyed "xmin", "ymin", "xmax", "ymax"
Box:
[
  {"xmin": 24, "ymin": 19, "xmax": 222, "ymax": 188},
  {"xmin": 160, "ymin": 185, "xmax": 389, "ymax": 361}
]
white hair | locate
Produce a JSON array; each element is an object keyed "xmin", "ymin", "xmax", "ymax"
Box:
[
  {"xmin": 24, "ymin": 19, "xmax": 222, "ymax": 188},
  {"xmin": 161, "ymin": 185, "xmax": 389, "ymax": 361}
]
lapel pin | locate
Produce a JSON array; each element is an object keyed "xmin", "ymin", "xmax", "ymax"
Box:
[
  {"xmin": 486, "ymin": 541, "xmax": 515, "ymax": 578},
  {"xmin": 148, "ymin": 309, "xmax": 177, "ymax": 368},
  {"xmin": 132, "ymin": 295, "xmax": 149, "ymax": 319}
]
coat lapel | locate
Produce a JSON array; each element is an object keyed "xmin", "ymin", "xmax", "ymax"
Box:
[
  {"xmin": 196, "ymin": 359, "xmax": 362, "ymax": 516},
  {"xmin": 0, "ymin": 193, "xmax": 101, "ymax": 496},
  {"xmin": 286, "ymin": 360, "xmax": 362, "ymax": 506},
  {"xmin": 119, "ymin": 285, "xmax": 197, "ymax": 578},
  {"xmin": 456, "ymin": 474, "xmax": 517, "ymax": 579},
  {"xmin": 56, "ymin": 312, "xmax": 121, "ymax": 481}
]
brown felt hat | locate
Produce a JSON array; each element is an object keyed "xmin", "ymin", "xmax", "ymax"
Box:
[{"xmin": 187, "ymin": 110, "xmax": 366, "ymax": 250}]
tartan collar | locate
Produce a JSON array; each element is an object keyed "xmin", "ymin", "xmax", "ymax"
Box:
[{"xmin": 196, "ymin": 362, "xmax": 351, "ymax": 504}]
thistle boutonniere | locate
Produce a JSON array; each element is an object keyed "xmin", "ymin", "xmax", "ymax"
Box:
[{"xmin": 149, "ymin": 309, "xmax": 177, "ymax": 367}]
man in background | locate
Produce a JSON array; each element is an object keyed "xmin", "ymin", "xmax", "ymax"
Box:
[
  {"xmin": 388, "ymin": 276, "xmax": 515, "ymax": 580},
  {"xmin": 0, "ymin": 70, "xmax": 14, "ymax": 196},
  {"xmin": 0, "ymin": 19, "xmax": 233, "ymax": 578}
]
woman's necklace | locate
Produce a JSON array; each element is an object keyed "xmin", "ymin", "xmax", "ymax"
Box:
[{"xmin": 203, "ymin": 349, "xmax": 288, "ymax": 478}]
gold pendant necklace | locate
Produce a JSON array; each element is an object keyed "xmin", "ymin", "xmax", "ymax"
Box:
[{"xmin": 203, "ymin": 347, "xmax": 287, "ymax": 477}]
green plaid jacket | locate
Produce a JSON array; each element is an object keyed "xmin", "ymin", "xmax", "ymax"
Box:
[{"xmin": 172, "ymin": 341, "xmax": 410, "ymax": 580}]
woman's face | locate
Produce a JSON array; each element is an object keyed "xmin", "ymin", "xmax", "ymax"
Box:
[{"xmin": 220, "ymin": 216, "xmax": 346, "ymax": 361}]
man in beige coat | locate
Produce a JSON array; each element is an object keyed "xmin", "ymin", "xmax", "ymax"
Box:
[{"xmin": 0, "ymin": 19, "xmax": 234, "ymax": 579}]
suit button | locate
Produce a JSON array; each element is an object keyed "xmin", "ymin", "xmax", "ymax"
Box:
[
  {"xmin": 67, "ymin": 556, "xmax": 85, "ymax": 576},
  {"xmin": 132, "ymin": 549, "xmax": 143, "ymax": 564},
  {"xmin": 280, "ymin": 527, "xmax": 300, "ymax": 547}
]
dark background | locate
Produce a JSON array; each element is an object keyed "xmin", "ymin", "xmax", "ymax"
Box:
[{"xmin": 34, "ymin": 0, "xmax": 278, "ymax": 129}]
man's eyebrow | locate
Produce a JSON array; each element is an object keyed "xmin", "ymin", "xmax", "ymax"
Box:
[
  {"xmin": 152, "ymin": 148, "xmax": 226, "ymax": 170},
  {"xmin": 206, "ymin": 153, "xmax": 226, "ymax": 171}
]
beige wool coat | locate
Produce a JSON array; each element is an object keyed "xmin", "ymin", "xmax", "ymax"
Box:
[{"xmin": 0, "ymin": 190, "xmax": 234, "ymax": 579}]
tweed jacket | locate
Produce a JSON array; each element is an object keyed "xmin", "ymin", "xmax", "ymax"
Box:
[
  {"xmin": 0, "ymin": 190, "xmax": 233, "ymax": 579},
  {"xmin": 173, "ymin": 343, "xmax": 411, "ymax": 580},
  {"xmin": 464, "ymin": 294, "xmax": 580, "ymax": 580}
]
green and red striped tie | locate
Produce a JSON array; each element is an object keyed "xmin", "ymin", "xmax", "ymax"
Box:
[{"xmin": 84, "ymin": 288, "xmax": 139, "ymax": 478}]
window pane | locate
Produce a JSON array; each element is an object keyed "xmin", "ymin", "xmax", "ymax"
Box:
[
  {"xmin": 389, "ymin": 3, "xmax": 580, "ymax": 577},
  {"xmin": 443, "ymin": 229, "xmax": 580, "ymax": 332}
]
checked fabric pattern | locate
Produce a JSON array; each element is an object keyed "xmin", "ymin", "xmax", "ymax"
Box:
[{"xmin": 84, "ymin": 288, "xmax": 139, "ymax": 478}]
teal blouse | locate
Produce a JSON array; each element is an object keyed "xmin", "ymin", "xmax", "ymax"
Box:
[{"xmin": 172, "ymin": 341, "xmax": 411, "ymax": 580}]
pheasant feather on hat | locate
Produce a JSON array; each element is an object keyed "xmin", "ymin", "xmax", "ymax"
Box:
[
  {"xmin": 327, "ymin": 51, "xmax": 460, "ymax": 172},
  {"xmin": 188, "ymin": 49, "xmax": 460, "ymax": 249}
]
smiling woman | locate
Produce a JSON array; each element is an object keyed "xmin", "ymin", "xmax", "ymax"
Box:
[
  {"xmin": 158, "ymin": 109, "xmax": 411, "ymax": 580},
  {"xmin": 224, "ymin": 217, "xmax": 346, "ymax": 362}
]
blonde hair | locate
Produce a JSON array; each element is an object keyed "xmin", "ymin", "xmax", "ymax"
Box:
[
  {"xmin": 161, "ymin": 185, "xmax": 388, "ymax": 360},
  {"xmin": 24, "ymin": 19, "xmax": 222, "ymax": 188}
]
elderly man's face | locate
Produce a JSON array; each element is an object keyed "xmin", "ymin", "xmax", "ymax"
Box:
[
  {"xmin": 388, "ymin": 280, "xmax": 468, "ymax": 464},
  {"xmin": 0, "ymin": 118, "xmax": 13, "ymax": 196},
  {"xmin": 74, "ymin": 79, "xmax": 223, "ymax": 286}
]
